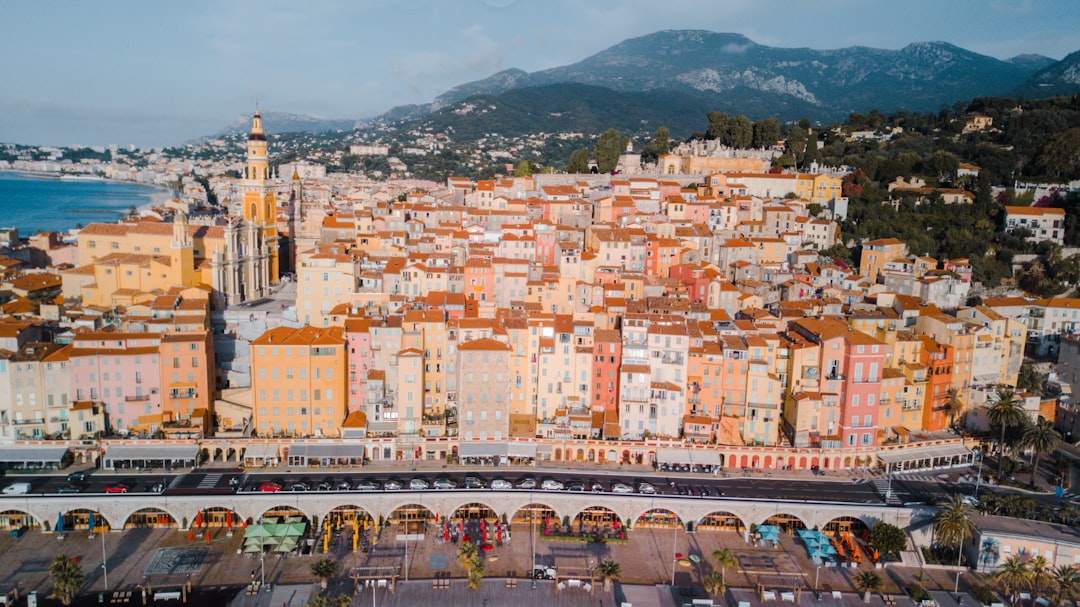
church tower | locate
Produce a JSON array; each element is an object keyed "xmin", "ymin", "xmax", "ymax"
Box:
[{"xmin": 240, "ymin": 110, "xmax": 280, "ymax": 287}]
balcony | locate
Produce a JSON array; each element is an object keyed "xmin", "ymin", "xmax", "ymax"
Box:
[
  {"xmin": 11, "ymin": 418, "xmax": 44, "ymax": 426},
  {"xmin": 169, "ymin": 389, "xmax": 197, "ymax": 399},
  {"xmin": 126, "ymin": 394, "xmax": 151, "ymax": 402}
]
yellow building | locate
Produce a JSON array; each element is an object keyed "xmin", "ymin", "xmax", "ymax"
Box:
[
  {"xmin": 251, "ymin": 326, "xmax": 346, "ymax": 437},
  {"xmin": 296, "ymin": 243, "xmax": 360, "ymax": 327}
]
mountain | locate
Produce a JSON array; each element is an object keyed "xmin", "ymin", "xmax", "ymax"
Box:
[
  {"xmin": 385, "ymin": 30, "xmax": 1073, "ymax": 126},
  {"xmin": 212, "ymin": 111, "xmax": 358, "ymax": 137},
  {"xmin": 1014, "ymin": 50, "xmax": 1080, "ymax": 97}
]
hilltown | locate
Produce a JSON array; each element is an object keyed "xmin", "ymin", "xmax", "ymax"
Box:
[{"xmin": 0, "ymin": 112, "xmax": 1073, "ymax": 472}]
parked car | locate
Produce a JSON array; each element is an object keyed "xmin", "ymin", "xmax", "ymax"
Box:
[
  {"xmin": 2, "ymin": 483, "xmax": 30, "ymax": 495},
  {"xmin": 433, "ymin": 478, "xmax": 457, "ymax": 489},
  {"xmin": 611, "ymin": 483, "xmax": 633, "ymax": 494},
  {"xmin": 56, "ymin": 485, "xmax": 81, "ymax": 494},
  {"xmin": 383, "ymin": 480, "xmax": 403, "ymax": 491},
  {"xmin": 66, "ymin": 471, "xmax": 87, "ymax": 483},
  {"xmin": 590, "ymin": 482, "xmax": 605, "ymax": 493},
  {"xmin": 637, "ymin": 482, "xmax": 657, "ymax": 495},
  {"xmin": 515, "ymin": 477, "xmax": 537, "ymax": 489},
  {"xmin": 259, "ymin": 482, "xmax": 282, "ymax": 493},
  {"xmin": 334, "ymin": 480, "xmax": 352, "ymax": 491},
  {"xmin": 356, "ymin": 480, "xmax": 380, "ymax": 491},
  {"xmin": 463, "ymin": 476, "xmax": 485, "ymax": 489},
  {"xmin": 316, "ymin": 481, "xmax": 333, "ymax": 491},
  {"xmin": 566, "ymin": 481, "xmax": 585, "ymax": 492},
  {"xmin": 409, "ymin": 478, "xmax": 429, "ymax": 490},
  {"xmin": 541, "ymin": 479, "xmax": 565, "ymax": 491},
  {"xmin": 532, "ymin": 565, "xmax": 557, "ymax": 580},
  {"xmin": 104, "ymin": 484, "xmax": 129, "ymax": 494},
  {"xmin": 490, "ymin": 479, "xmax": 512, "ymax": 490},
  {"xmin": 290, "ymin": 482, "xmax": 310, "ymax": 492}
]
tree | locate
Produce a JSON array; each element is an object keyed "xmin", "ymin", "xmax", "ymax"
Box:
[
  {"xmin": 310, "ymin": 558, "xmax": 339, "ymax": 589},
  {"xmin": 752, "ymin": 117, "xmax": 780, "ymax": 149},
  {"xmin": 726, "ymin": 115, "xmax": 753, "ymax": 149},
  {"xmin": 707, "ymin": 112, "xmax": 729, "ymax": 140},
  {"xmin": 712, "ymin": 548, "xmax": 737, "ymax": 588},
  {"xmin": 1051, "ymin": 564, "xmax": 1080, "ymax": 607},
  {"xmin": 566, "ymin": 147, "xmax": 590, "ymax": 173},
  {"xmin": 993, "ymin": 554, "xmax": 1032, "ymax": 604},
  {"xmin": 309, "ymin": 594, "xmax": 351, "ymax": 607},
  {"xmin": 1029, "ymin": 556, "xmax": 1054, "ymax": 598},
  {"xmin": 49, "ymin": 554, "xmax": 83, "ymax": 606},
  {"xmin": 595, "ymin": 559, "xmax": 622, "ymax": 591},
  {"xmin": 703, "ymin": 570, "xmax": 726, "ymax": 598},
  {"xmin": 933, "ymin": 494, "xmax": 976, "ymax": 555},
  {"xmin": 854, "ymin": 571, "xmax": 884, "ymax": 603},
  {"xmin": 595, "ymin": 128, "xmax": 625, "ymax": 173},
  {"xmin": 945, "ymin": 387, "xmax": 965, "ymax": 429},
  {"xmin": 514, "ymin": 160, "xmax": 536, "ymax": 177},
  {"xmin": 868, "ymin": 521, "xmax": 908, "ymax": 556},
  {"xmin": 1023, "ymin": 418, "xmax": 1062, "ymax": 486},
  {"xmin": 988, "ymin": 389, "xmax": 1026, "ymax": 478},
  {"xmin": 652, "ymin": 126, "xmax": 670, "ymax": 156}
]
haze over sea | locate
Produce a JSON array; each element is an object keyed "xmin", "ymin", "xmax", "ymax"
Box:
[{"xmin": 0, "ymin": 172, "xmax": 168, "ymax": 235}]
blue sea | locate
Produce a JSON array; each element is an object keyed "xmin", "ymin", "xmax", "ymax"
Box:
[{"xmin": 0, "ymin": 171, "xmax": 167, "ymax": 235}]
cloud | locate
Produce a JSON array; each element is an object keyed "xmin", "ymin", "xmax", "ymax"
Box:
[{"xmin": 386, "ymin": 23, "xmax": 507, "ymax": 97}]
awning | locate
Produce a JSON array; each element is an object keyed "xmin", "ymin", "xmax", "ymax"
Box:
[
  {"xmin": 243, "ymin": 444, "xmax": 279, "ymax": 460},
  {"xmin": 458, "ymin": 442, "xmax": 507, "ymax": 458},
  {"xmin": 104, "ymin": 444, "xmax": 198, "ymax": 461},
  {"xmin": 877, "ymin": 443, "xmax": 973, "ymax": 465},
  {"xmin": 657, "ymin": 447, "xmax": 693, "ymax": 466},
  {"xmin": 0, "ymin": 445, "xmax": 69, "ymax": 463},
  {"xmin": 506, "ymin": 443, "xmax": 537, "ymax": 458},
  {"xmin": 288, "ymin": 444, "xmax": 366, "ymax": 460},
  {"xmin": 691, "ymin": 449, "xmax": 722, "ymax": 466}
]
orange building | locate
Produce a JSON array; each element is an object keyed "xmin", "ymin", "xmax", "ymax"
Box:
[
  {"xmin": 918, "ymin": 335, "xmax": 955, "ymax": 432},
  {"xmin": 158, "ymin": 332, "xmax": 215, "ymax": 427},
  {"xmin": 251, "ymin": 326, "xmax": 347, "ymax": 437}
]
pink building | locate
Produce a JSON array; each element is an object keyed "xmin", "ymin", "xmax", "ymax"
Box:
[
  {"xmin": 345, "ymin": 318, "xmax": 372, "ymax": 413},
  {"xmin": 70, "ymin": 332, "xmax": 163, "ymax": 435}
]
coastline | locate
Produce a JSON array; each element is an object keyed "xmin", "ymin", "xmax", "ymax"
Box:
[{"xmin": 0, "ymin": 168, "xmax": 174, "ymax": 198}]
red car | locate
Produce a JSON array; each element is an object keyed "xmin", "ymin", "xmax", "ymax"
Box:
[
  {"xmin": 104, "ymin": 484, "xmax": 128, "ymax": 494},
  {"xmin": 259, "ymin": 482, "xmax": 282, "ymax": 493}
]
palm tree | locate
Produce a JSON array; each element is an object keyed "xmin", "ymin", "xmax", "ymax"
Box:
[
  {"xmin": 713, "ymin": 548, "xmax": 738, "ymax": 588},
  {"xmin": 310, "ymin": 558, "xmax": 339, "ymax": 589},
  {"xmin": 595, "ymin": 559, "xmax": 622, "ymax": 591},
  {"xmin": 988, "ymin": 388, "xmax": 1026, "ymax": 478},
  {"xmin": 309, "ymin": 594, "xmax": 351, "ymax": 607},
  {"xmin": 467, "ymin": 566, "xmax": 485, "ymax": 590},
  {"xmin": 1050, "ymin": 564, "xmax": 1080, "ymax": 607},
  {"xmin": 993, "ymin": 554, "xmax": 1033, "ymax": 605},
  {"xmin": 703, "ymin": 571, "xmax": 726, "ymax": 598},
  {"xmin": 945, "ymin": 387, "xmax": 965, "ymax": 428},
  {"xmin": 1022, "ymin": 418, "xmax": 1062, "ymax": 486},
  {"xmin": 457, "ymin": 542, "xmax": 481, "ymax": 573},
  {"xmin": 49, "ymin": 554, "xmax": 83, "ymax": 606},
  {"xmin": 933, "ymin": 495, "xmax": 976, "ymax": 556},
  {"xmin": 854, "ymin": 571, "xmax": 885, "ymax": 604},
  {"xmin": 1028, "ymin": 556, "xmax": 1053, "ymax": 599}
]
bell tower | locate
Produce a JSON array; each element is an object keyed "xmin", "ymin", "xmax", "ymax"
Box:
[{"xmin": 240, "ymin": 110, "xmax": 280, "ymax": 281}]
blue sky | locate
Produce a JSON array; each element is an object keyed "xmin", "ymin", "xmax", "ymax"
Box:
[{"xmin": 1, "ymin": 0, "xmax": 1077, "ymax": 147}]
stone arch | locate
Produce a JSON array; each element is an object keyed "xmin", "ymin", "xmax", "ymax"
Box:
[
  {"xmin": 61, "ymin": 508, "xmax": 111, "ymax": 532},
  {"xmin": 621, "ymin": 449, "xmax": 631, "ymax": 464},
  {"xmin": 0, "ymin": 509, "xmax": 41, "ymax": 530},
  {"xmin": 607, "ymin": 449, "xmax": 616, "ymax": 463},
  {"xmin": 450, "ymin": 502, "xmax": 499, "ymax": 521},
  {"xmin": 259, "ymin": 505, "xmax": 310, "ymax": 525},
  {"xmin": 716, "ymin": 453, "xmax": 725, "ymax": 467},
  {"xmin": 572, "ymin": 506, "xmax": 621, "ymax": 529},
  {"xmin": 764, "ymin": 455, "xmax": 773, "ymax": 469},
  {"xmin": 327, "ymin": 505, "xmax": 374, "ymax": 528},
  {"xmin": 576, "ymin": 448, "xmax": 585, "ymax": 461},
  {"xmin": 843, "ymin": 456, "xmax": 852, "ymax": 468},
  {"xmin": 823, "ymin": 515, "xmax": 870, "ymax": 537},
  {"xmin": 635, "ymin": 508, "xmax": 681, "ymax": 528},
  {"xmin": 588, "ymin": 448, "xmax": 596, "ymax": 462},
  {"xmin": 698, "ymin": 510, "xmax": 746, "ymax": 532},
  {"xmin": 387, "ymin": 503, "xmax": 435, "ymax": 525},
  {"xmin": 125, "ymin": 508, "xmax": 177, "ymax": 529},
  {"xmin": 554, "ymin": 448, "xmax": 562, "ymax": 461},
  {"xmin": 762, "ymin": 513, "xmax": 807, "ymax": 534},
  {"xmin": 511, "ymin": 503, "xmax": 557, "ymax": 524},
  {"xmin": 799, "ymin": 456, "xmax": 807, "ymax": 469}
]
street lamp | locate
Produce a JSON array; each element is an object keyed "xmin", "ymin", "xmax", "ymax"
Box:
[
  {"xmin": 954, "ymin": 527, "xmax": 966, "ymax": 597},
  {"xmin": 972, "ymin": 448, "xmax": 985, "ymax": 499},
  {"xmin": 671, "ymin": 517, "xmax": 679, "ymax": 586}
]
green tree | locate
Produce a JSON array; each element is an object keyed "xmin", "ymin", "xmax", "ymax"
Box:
[
  {"xmin": 933, "ymin": 494, "xmax": 976, "ymax": 554},
  {"xmin": 1029, "ymin": 556, "xmax": 1054, "ymax": 598},
  {"xmin": 310, "ymin": 558, "xmax": 339, "ymax": 589},
  {"xmin": 854, "ymin": 571, "xmax": 884, "ymax": 603},
  {"xmin": 595, "ymin": 559, "xmax": 622, "ymax": 591},
  {"xmin": 703, "ymin": 571, "xmax": 726, "ymax": 597},
  {"xmin": 514, "ymin": 160, "xmax": 538, "ymax": 177},
  {"xmin": 993, "ymin": 555, "xmax": 1032, "ymax": 603},
  {"xmin": 867, "ymin": 521, "xmax": 908, "ymax": 556},
  {"xmin": 49, "ymin": 554, "xmax": 83, "ymax": 606},
  {"xmin": 652, "ymin": 126, "xmax": 670, "ymax": 156},
  {"xmin": 457, "ymin": 542, "xmax": 482, "ymax": 573},
  {"xmin": 468, "ymin": 566, "xmax": 485, "ymax": 590},
  {"xmin": 1022, "ymin": 418, "xmax": 1062, "ymax": 486},
  {"xmin": 566, "ymin": 147, "xmax": 590, "ymax": 174},
  {"xmin": 1051, "ymin": 564, "xmax": 1080, "ymax": 607},
  {"xmin": 595, "ymin": 128, "xmax": 625, "ymax": 173},
  {"xmin": 1036, "ymin": 127, "xmax": 1080, "ymax": 180},
  {"xmin": 727, "ymin": 115, "xmax": 753, "ymax": 149},
  {"xmin": 707, "ymin": 111, "xmax": 729, "ymax": 140},
  {"xmin": 712, "ymin": 548, "xmax": 738, "ymax": 588},
  {"xmin": 988, "ymin": 388, "xmax": 1026, "ymax": 478},
  {"xmin": 752, "ymin": 117, "xmax": 780, "ymax": 149},
  {"xmin": 309, "ymin": 593, "xmax": 351, "ymax": 607}
]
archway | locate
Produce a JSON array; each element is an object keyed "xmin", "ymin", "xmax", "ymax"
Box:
[
  {"xmin": 190, "ymin": 506, "xmax": 240, "ymax": 529},
  {"xmin": 388, "ymin": 504, "xmax": 435, "ymax": 528},
  {"xmin": 635, "ymin": 508, "xmax": 681, "ymax": 529},
  {"xmin": 576, "ymin": 448, "xmax": 585, "ymax": 461},
  {"xmin": 762, "ymin": 513, "xmax": 806, "ymax": 534},
  {"xmin": 554, "ymin": 448, "xmax": 562, "ymax": 461},
  {"xmin": 588, "ymin": 449, "xmax": 596, "ymax": 462},
  {"xmin": 607, "ymin": 449, "xmax": 616, "ymax": 463},
  {"xmin": 125, "ymin": 508, "xmax": 176, "ymax": 529},
  {"xmin": 328, "ymin": 505, "xmax": 374, "ymax": 528},
  {"xmin": 764, "ymin": 455, "xmax": 772, "ymax": 468},
  {"xmin": 61, "ymin": 508, "xmax": 109, "ymax": 532},
  {"xmin": 843, "ymin": 456, "xmax": 852, "ymax": 468},
  {"xmin": 799, "ymin": 456, "xmax": 807, "ymax": 469},
  {"xmin": 260, "ymin": 505, "xmax": 309, "ymax": 526},
  {"xmin": 572, "ymin": 506, "xmax": 621, "ymax": 536},
  {"xmin": 621, "ymin": 450, "xmax": 631, "ymax": 464},
  {"xmin": 0, "ymin": 509, "xmax": 40, "ymax": 530},
  {"xmin": 716, "ymin": 453, "xmax": 725, "ymax": 467},
  {"xmin": 451, "ymin": 503, "xmax": 498, "ymax": 522},
  {"xmin": 699, "ymin": 511, "xmax": 745, "ymax": 532},
  {"xmin": 823, "ymin": 515, "xmax": 869, "ymax": 537},
  {"xmin": 512, "ymin": 503, "xmax": 556, "ymax": 524}
]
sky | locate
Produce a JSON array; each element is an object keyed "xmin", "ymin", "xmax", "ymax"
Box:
[{"xmin": 1, "ymin": 0, "xmax": 1078, "ymax": 148}]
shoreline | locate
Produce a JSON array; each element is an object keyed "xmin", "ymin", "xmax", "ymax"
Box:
[{"xmin": 0, "ymin": 168, "xmax": 174, "ymax": 197}]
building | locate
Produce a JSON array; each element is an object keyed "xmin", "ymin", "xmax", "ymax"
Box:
[
  {"xmin": 456, "ymin": 338, "xmax": 512, "ymax": 440},
  {"xmin": 251, "ymin": 326, "xmax": 346, "ymax": 437},
  {"xmin": 69, "ymin": 332, "xmax": 163, "ymax": 435},
  {"xmin": 1003, "ymin": 206, "xmax": 1065, "ymax": 245}
]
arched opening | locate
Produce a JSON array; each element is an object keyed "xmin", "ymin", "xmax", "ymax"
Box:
[
  {"xmin": 716, "ymin": 453, "xmax": 725, "ymax": 467},
  {"xmin": 125, "ymin": 508, "xmax": 177, "ymax": 529},
  {"xmin": 823, "ymin": 516, "xmax": 869, "ymax": 537},
  {"xmin": 607, "ymin": 449, "xmax": 616, "ymax": 463},
  {"xmin": 762, "ymin": 513, "xmax": 806, "ymax": 534},
  {"xmin": 588, "ymin": 449, "xmax": 595, "ymax": 462},
  {"xmin": 843, "ymin": 456, "xmax": 852, "ymax": 468},
  {"xmin": 512, "ymin": 503, "xmax": 556, "ymax": 525},
  {"xmin": 554, "ymin": 448, "xmax": 562, "ymax": 461},
  {"xmin": 572, "ymin": 506, "xmax": 622, "ymax": 532},
  {"xmin": 699, "ymin": 511, "xmax": 745, "ymax": 532},
  {"xmin": 740, "ymin": 455, "xmax": 748, "ymax": 467},
  {"xmin": 576, "ymin": 448, "xmax": 585, "ymax": 461},
  {"xmin": 328, "ymin": 505, "xmax": 373, "ymax": 528},
  {"xmin": 451, "ymin": 503, "xmax": 498, "ymax": 522},
  {"xmin": 0, "ymin": 509, "xmax": 40, "ymax": 530},
  {"xmin": 810, "ymin": 457, "xmax": 819, "ymax": 468},
  {"xmin": 388, "ymin": 504, "xmax": 434, "ymax": 536},
  {"xmin": 189, "ymin": 507, "xmax": 240, "ymax": 529},
  {"xmin": 787, "ymin": 456, "xmax": 795, "ymax": 469},
  {"xmin": 621, "ymin": 450, "xmax": 631, "ymax": 464},
  {"xmin": 751, "ymin": 455, "xmax": 760, "ymax": 468},
  {"xmin": 764, "ymin": 456, "xmax": 772, "ymax": 468},
  {"xmin": 61, "ymin": 509, "xmax": 109, "ymax": 532},
  {"xmin": 635, "ymin": 509, "xmax": 681, "ymax": 529},
  {"xmin": 260, "ymin": 506, "xmax": 309, "ymax": 526}
]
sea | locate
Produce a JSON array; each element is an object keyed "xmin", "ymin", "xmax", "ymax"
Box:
[{"xmin": 0, "ymin": 171, "xmax": 169, "ymax": 235}]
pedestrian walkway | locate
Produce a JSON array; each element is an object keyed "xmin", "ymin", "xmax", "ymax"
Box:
[{"xmin": 199, "ymin": 473, "xmax": 224, "ymax": 489}]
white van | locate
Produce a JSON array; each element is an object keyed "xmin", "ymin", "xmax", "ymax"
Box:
[{"xmin": 2, "ymin": 483, "xmax": 30, "ymax": 495}]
